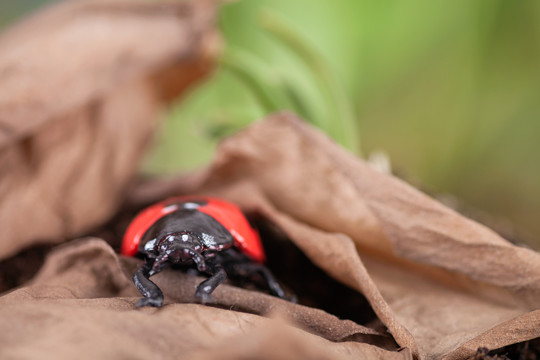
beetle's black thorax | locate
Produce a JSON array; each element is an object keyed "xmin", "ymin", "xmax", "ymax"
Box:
[{"xmin": 138, "ymin": 209, "xmax": 235, "ymax": 255}]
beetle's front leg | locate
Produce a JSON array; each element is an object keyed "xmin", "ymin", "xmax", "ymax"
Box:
[
  {"xmin": 133, "ymin": 259, "xmax": 164, "ymax": 308},
  {"xmin": 195, "ymin": 261, "xmax": 227, "ymax": 304}
]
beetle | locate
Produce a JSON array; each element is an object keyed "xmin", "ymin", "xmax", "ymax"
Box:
[{"xmin": 122, "ymin": 196, "xmax": 288, "ymax": 307}]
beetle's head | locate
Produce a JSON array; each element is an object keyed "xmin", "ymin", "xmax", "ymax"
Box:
[{"xmin": 146, "ymin": 232, "xmax": 206, "ymax": 275}]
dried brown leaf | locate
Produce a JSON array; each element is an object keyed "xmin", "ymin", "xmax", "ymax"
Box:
[
  {"xmin": 130, "ymin": 112, "xmax": 540, "ymax": 359},
  {"xmin": 0, "ymin": 238, "xmax": 410, "ymax": 360},
  {"xmin": 0, "ymin": 0, "xmax": 219, "ymax": 260}
]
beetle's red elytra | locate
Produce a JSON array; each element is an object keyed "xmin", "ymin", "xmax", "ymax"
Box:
[
  {"xmin": 122, "ymin": 196, "xmax": 265, "ymax": 262},
  {"xmin": 122, "ymin": 196, "xmax": 288, "ymax": 307}
]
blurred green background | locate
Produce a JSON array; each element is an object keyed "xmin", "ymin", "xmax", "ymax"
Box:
[{"xmin": 2, "ymin": 0, "xmax": 540, "ymax": 248}]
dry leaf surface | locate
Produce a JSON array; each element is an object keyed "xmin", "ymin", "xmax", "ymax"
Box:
[
  {"xmin": 129, "ymin": 112, "xmax": 540, "ymax": 359},
  {"xmin": 0, "ymin": 238, "xmax": 409, "ymax": 360},
  {"xmin": 0, "ymin": 0, "xmax": 219, "ymax": 260}
]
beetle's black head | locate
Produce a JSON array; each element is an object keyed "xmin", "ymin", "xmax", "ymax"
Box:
[{"xmin": 146, "ymin": 232, "xmax": 207, "ymax": 275}]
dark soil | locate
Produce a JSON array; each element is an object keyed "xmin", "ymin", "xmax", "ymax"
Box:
[
  {"xmin": 0, "ymin": 244, "xmax": 51, "ymax": 292},
  {"xmin": 471, "ymin": 339, "xmax": 540, "ymax": 360}
]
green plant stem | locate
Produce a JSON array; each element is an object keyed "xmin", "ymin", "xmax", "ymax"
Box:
[
  {"xmin": 220, "ymin": 51, "xmax": 282, "ymax": 113},
  {"xmin": 259, "ymin": 10, "xmax": 362, "ymax": 155}
]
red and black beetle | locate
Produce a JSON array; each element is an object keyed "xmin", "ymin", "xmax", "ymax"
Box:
[{"xmin": 122, "ymin": 196, "xmax": 288, "ymax": 307}]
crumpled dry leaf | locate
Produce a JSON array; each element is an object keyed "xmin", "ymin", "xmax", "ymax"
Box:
[
  {"xmin": 0, "ymin": 0, "xmax": 219, "ymax": 260},
  {"xmin": 130, "ymin": 112, "xmax": 540, "ymax": 359},
  {"xmin": 0, "ymin": 238, "xmax": 409, "ymax": 360}
]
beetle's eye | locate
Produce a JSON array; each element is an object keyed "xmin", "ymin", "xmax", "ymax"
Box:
[{"xmin": 144, "ymin": 239, "xmax": 157, "ymax": 252}]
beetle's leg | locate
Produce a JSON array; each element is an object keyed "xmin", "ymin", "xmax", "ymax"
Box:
[
  {"xmin": 232, "ymin": 262, "xmax": 291, "ymax": 301},
  {"xmin": 133, "ymin": 259, "xmax": 164, "ymax": 308},
  {"xmin": 194, "ymin": 261, "xmax": 227, "ymax": 304}
]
